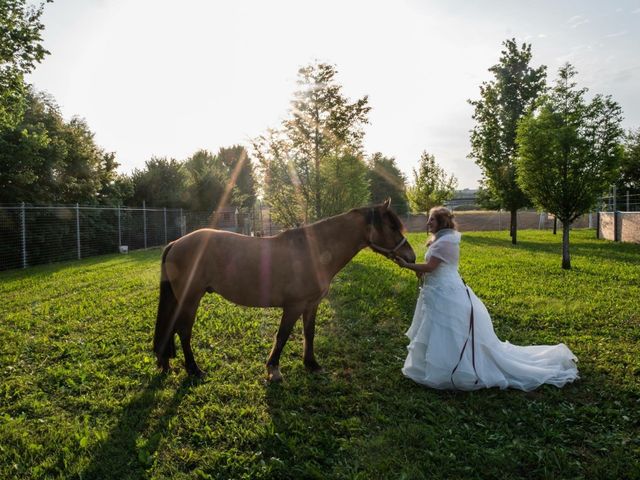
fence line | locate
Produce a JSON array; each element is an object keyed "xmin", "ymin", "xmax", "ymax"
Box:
[{"xmin": 1, "ymin": 203, "xmax": 601, "ymax": 271}]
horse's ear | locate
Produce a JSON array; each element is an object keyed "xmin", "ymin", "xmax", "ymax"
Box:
[{"xmin": 382, "ymin": 198, "xmax": 391, "ymax": 210}]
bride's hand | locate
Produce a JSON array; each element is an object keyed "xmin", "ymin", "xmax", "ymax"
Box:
[{"xmin": 395, "ymin": 257, "xmax": 409, "ymax": 268}]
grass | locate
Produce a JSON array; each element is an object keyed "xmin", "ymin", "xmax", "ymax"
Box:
[{"xmin": 0, "ymin": 229, "xmax": 639, "ymax": 479}]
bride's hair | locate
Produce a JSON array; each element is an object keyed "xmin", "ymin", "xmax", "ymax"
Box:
[{"xmin": 426, "ymin": 206, "xmax": 457, "ymax": 246}]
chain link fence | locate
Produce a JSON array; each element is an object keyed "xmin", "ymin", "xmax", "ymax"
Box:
[{"xmin": 1, "ymin": 202, "xmax": 605, "ymax": 272}]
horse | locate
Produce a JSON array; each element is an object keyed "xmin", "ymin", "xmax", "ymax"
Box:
[{"xmin": 153, "ymin": 199, "xmax": 416, "ymax": 382}]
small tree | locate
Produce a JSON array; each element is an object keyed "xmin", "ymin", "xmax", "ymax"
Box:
[
  {"xmin": 516, "ymin": 63, "xmax": 624, "ymax": 269},
  {"xmin": 407, "ymin": 151, "xmax": 457, "ymax": 213},
  {"xmin": 367, "ymin": 153, "xmax": 409, "ymax": 214},
  {"xmin": 469, "ymin": 39, "xmax": 547, "ymax": 244}
]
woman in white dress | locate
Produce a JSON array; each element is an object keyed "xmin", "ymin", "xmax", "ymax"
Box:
[{"xmin": 394, "ymin": 207, "xmax": 578, "ymax": 391}]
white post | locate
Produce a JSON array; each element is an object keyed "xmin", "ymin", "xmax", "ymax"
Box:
[
  {"xmin": 76, "ymin": 203, "xmax": 81, "ymax": 260},
  {"xmin": 143, "ymin": 200, "xmax": 147, "ymax": 249},
  {"xmin": 21, "ymin": 202, "xmax": 27, "ymax": 268}
]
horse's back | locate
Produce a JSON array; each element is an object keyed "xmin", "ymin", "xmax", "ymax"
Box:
[{"xmin": 165, "ymin": 228, "xmax": 320, "ymax": 307}]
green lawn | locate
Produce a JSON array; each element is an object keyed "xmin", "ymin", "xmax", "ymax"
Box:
[{"xmin": 0, "ymin": 229, "xmax": 638, "ymax": 479}]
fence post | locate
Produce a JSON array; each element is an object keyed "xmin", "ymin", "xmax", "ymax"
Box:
[
  {"xmin": 180, "ymin": 208, "xmax": 185, "ymax": 237},
  {"xmin": 76, "ymin": 203, "xmax": 81, "ymax": 259},
  {"xmin": 614, "ymin": 210, "xmax": 620, "ymax": 242},
  {"xmin": 163, "ymin": 207, "xmax": 167, "ymax": 244},
  {"xmin": 117, "ymin": 206, "xmax": 122, "ymax": 248},
  {"xmin": 596, "ymin": 205, "xmax": 600, "ymax": 239},
  {"xmin": 626, "ymin": 190, "xmax": 630, "ymax": 212},
  {"xmin": 21, "ymin": 202, "xmax": 27, "ymax": 268},
  {"xmin": 143, "ymin": 200, "xmax": 147, "ymax": 249}
]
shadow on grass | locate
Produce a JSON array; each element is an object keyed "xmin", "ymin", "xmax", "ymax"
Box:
[
  {"xmin": 259, "ymin": 256, "xmax": 637, "ymax": 478},
  {"xmin": 80, "ymin": 373, "xmax": 196, "ymax": 480}
]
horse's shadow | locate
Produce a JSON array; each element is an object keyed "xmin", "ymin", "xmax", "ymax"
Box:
[{"xmin": 80, "ymin": 373, "xmax": 197, "ymax": 480}]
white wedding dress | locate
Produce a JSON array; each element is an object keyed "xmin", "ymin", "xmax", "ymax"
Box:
[{"xmin": 402, "ymin": 230, "xmax": 579, "ymax": 391}]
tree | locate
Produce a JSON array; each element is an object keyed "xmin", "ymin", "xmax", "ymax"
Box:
[
  {"xmin": 181, "ymin": 150, "xmax": 225, "ymax": 212},
  {"xmin": 254, "ymin": 129, "xmax": 306, "ymax": 227},
  {"xmin": 469, "ymin": 39, "xmax": 547, "ymax": 244},
  {"xmin": 406, "ymin": 151, "xmax": 457, "ymax": 213},
  {"xmin": 256, "ymin": 62, "xmax": 371, "ymax": 226},
  {"xmin": 616, "ymin": 128, "xmax": 640, "ymax": 195},
  {"xmin": 367, "ymin": 153, "xmax": 409, "ymax": 214},
  {"xmin": 516, "ymin": 63, "xmax": 623, "ymax": 269},
  {"xmin": 0, "ymin": 0, "xmax": 50, "ymax": 131},
  {"xmin": 217, "ymin": 145, "xmax": 256, "ymax": 209},
  {"xmin": 320, "ymin": 152, "xmax": 370, "ymax": 217},
  {"xmin": 131, "ymin": 157, "xmax": 186, "ymax": 208},
  {"xmin": 0, "ymin": 88, "xmax": 122, "ymax": 204}
]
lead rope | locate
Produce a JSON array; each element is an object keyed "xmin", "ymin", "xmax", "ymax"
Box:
[{"xmin": 450, "ymin": 279, "xmax": 480, "ymax": 389}]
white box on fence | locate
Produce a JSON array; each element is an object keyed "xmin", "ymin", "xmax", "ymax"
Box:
[{"xmin": 119, "ymin": 246, "xmax": 129, "ymax": 254}]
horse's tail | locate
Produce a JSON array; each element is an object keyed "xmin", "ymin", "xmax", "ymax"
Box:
[{"xmin": 153, "ymin": 242, "xmax": 177, "ymax": 368}]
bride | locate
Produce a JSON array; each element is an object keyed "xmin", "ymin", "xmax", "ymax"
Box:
[{"xmin": 394, "ymin": 206, "xmax": 578, "ymax": 391}]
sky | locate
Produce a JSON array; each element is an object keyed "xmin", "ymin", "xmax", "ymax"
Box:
[{"xmin": 26, "ymin": 0, "xmax": 640, "ymax": 189}]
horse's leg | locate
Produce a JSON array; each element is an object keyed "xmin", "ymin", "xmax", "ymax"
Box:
[
  {"xmin": 266, "ymin": 306, "xmax": 304, "ymax": 382},
  {"xmin": 176, "ymin": 295, "xmax": 205, "ymax": 378},
  {"xmin": 302, "ymin": 302, "xmax": 322, "ymax": 373}
]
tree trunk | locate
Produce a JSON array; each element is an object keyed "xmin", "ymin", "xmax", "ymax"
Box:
[
  {"xmin": 562, "ymin": 222, "xmax": 571, "ymax": 269},
  {"xmin": 553, "ymin": 217, "xmax": 557, "ymax": 235},
  {"xmin": 510, "ymin": 209, "xmax": 517, "ymax": 245}
]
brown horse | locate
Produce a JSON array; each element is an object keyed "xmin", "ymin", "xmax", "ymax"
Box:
[{"xmin": 153, "ymin": 199, "xmax": 416, "ymax": 381}]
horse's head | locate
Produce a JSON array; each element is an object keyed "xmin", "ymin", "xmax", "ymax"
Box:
[{"xmin": 365, "ymin": 199, "xmax": 416, "ymax": 263}]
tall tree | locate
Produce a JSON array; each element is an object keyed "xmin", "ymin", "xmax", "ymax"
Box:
[
  {"xmin": 407, "ymin": 151, "xmax": 457, "ymax": 213},
  {"xmin": 320, "ymin": 152, "xmax": 370, "ymax": 217},
  {"xmin": 0, "ymin": 88, "xmax": 122, "ymax": 204},
  {"xmin": 367, "ymin": 152, "xmax": 409, "ymax": 214},
  {"xmin": 516, "ymin": 63, "xmax": 623, "ymax": 269},
  {"xmin": 217, "ymin": 145, "xmax": 257, "ymax": 209},
  {"xmin": 254, "ymin": 129, "xmax": 305, "ymax": 227},
  {"xmin": 469, "ymin": 38, "xmax": 547, "ymax": 244},
  {"xmin": 256, "ymin": 62, "xmax": 371, "ymax": 226},
  {"xmin": 131, "ymin": 157, "xmax": 186, "ymax": 208},
  {"xmin": 181, "ymin": 150, "xmax": 225, "ymax": 212},
  {"xmin": 0, "ymin": 0, "xmax": 50, "ymax": 131}
]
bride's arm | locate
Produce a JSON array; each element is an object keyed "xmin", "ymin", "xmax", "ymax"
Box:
[{"xmin": 395, "ymin": 256, "xmax": 442, "ymax": 273}]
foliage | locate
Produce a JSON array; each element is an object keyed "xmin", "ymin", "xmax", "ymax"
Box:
[
  {"xmin": 0, "ymin": 0, "xmax": 50, "ymax": 131},
  {"xmin": 217, "ymin": 145, "xmax": 257, "ymax": 209},
  {"xmin": 320, "ymin": 153, "xmax": 370, "ymax": 217},
  {"xmin": 516, "ymin": 63, "xmax": 624, "ymax": 269},
  {"xmin": 256, "ymin": 62, "xmax": 371, "ymax": 226},
  {"xmin": 0, "ymin": 88, "xmax": 123, "ymax": 205},
  {"xmin": 131, "ymin": 157, "xmax": 187, "ymax": 208},
  {"xmin": 616, "ymin": 128, "xmax": 640, "ymax": 195},
  {"xmin": 475, "ymin": 180, "xmax": 502, "ymax": 211},
  {"xmin": 469, "ymin": 39, "xmax": 546, "ymax": 243},
  {"xmin": 254, "ymin": 129, "xmax": 305, "ymax": 227},
  {"xmin": 181, "ymin": 150, "xmax": 225, "ymax": 212},
  {"xmin": 406, "ymin": 151, "xmax": 457, "ymax": 213},
  {"xmin": 367, "ymin": 152, "xmax": 409, "ymax": 214},
  {"xmin": 0, "ymin": 230, "xmax": 638, "ymax": 478}
]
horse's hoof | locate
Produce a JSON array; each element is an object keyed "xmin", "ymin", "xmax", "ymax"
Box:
[
  {"xmin": 304, "ymin": 361, "xmax": 323, "ymax": 374},
  {"xmin": 186, "ymin": 365, "xmax": 206, "ymax": 378},
  {"xmin": 267, "ymin": 366, "xmax": 283, "ymax": 382}
]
